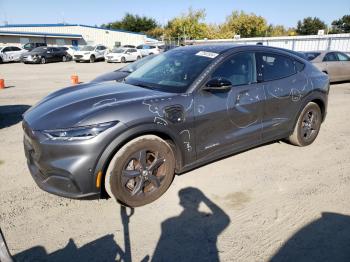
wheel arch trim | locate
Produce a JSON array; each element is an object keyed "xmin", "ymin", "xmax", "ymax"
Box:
[{"xmin": 93, "ymin": 124, "xmax": 185, "ymax": 196}]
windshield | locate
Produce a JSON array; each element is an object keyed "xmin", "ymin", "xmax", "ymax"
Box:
[
  {"xmin": 81, "ymin": 46, "xmax": 94, "ymax": 51},
  {"xmin": 111, "ymin": 48, "xmax": 125, "ymax": 53},
  {"xmin": 125, "ymin": 48, "xmax": 216, "ymax": 93},
  {"xmin": 120, "ymin": 55, "xmax": 155, "ymax": 73}
]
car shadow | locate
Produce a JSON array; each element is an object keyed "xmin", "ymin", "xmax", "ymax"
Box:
[
  {"xmin": 0, "ymin": 105, "xmax": 30, "ymax": 129},
  {"xmin": 270, "ymin": 212, "xmax": 350, "ymax": 262},
  {"xmin": 151, "ymin": 187, "xmax": 230, "ymax": 262}
]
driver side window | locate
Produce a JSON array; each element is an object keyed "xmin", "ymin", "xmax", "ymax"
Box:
[{"xmin": 211, "ymin": 52, "xmax": 257, "ymax": 86}]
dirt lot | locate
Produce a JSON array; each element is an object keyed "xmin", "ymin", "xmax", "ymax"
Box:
[{"xmin": 0, "ymin": 61, "xmax": 350, "ymax": 262}]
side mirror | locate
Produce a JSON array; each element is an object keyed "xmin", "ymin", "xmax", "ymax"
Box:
[{"xmin": 203, "ymin": 77, "xmax": 232, "ymax": 92}]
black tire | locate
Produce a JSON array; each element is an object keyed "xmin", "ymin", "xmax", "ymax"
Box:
[
  {"xmin": 121, "ymin": 57, "xmax": 126, "ymax": 63},
  {"xmin": 62, "ymin": 55, "xmax": 67, "ymax": 62},
  {"xmin": 75, "ymin": 60, "xmax": 80, "ymax": 63},
  {"xmin": 105, "ymin": 135, "xmax": 175, "ymax": 207},
  {"xmin": 40, "ymin": 57, "xmax": 46, "ymax": 64},
  {"xmin": 136, "ymin": 56, "xmax": 141, "ymax": 60},
  {"xmin": 0, "ymin": 57, "xmax": 3, "ymax": 64},
  {"xmin": 90, "ymin": 55, "xmax": 95, "ymax": 63},
  {"xmin": 288, "ymin": 102, "xmax": 322, "ymax": 146}
]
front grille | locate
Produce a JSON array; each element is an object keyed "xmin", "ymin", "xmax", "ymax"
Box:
[{"xmin": 74, "ymin": 55, "xmax": 83, "ymax": 59}]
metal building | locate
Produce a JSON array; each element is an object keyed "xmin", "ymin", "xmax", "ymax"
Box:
[
  {"xmin": 0, "ymin": 23, "xmax": 147, "ymax": 48},
  {"xmin": 187, "ymin": 33, "xmax": 350, "ymax": 52}
]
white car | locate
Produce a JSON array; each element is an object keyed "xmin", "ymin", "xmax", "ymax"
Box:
[
  {"xmin": 136, "ymin": 44, "xmax": 161, "ymax": 57},
  {"xmin": 105, "ymin": 48, "xmax": 142, "ymax": 63},
  {"xmin": 73, "ymin": 45, "xmax": 108, "ymax": 63},
  {"xmin": 0, "ymin": 46, "xmax": 27, "ymax": 63}
]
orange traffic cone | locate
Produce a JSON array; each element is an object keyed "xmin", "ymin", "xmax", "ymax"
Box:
[
  {"xmin": 71, "ymin": 74, "xmax": 79, "ymax": 85},
  {"xmin": 0, "ymin": 79, "xmax": 5, "ymax": 89}
]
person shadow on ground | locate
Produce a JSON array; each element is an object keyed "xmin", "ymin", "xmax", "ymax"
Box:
[{"xmin": 151, "ymin": 187, "xmax": 230, "ymax": 262}]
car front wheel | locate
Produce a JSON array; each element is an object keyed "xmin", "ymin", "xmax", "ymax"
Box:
[
  {"xmin": 105, "ymin": 135, "xmax": 175, "ymax": 207},
  {"xmin": 288, "ymin": 102, "xmax": 322, "ymax": 146},
  {"xmin": 62, "ymin": 55, "xmax": 67, "ymax": 62},
  {"xmin": 90, "ymin": 55, "xmax": 95, "ymax": 63},
  {"xmin": 40, "ymin": 57, "xmax": 46, "ymax": 64}
]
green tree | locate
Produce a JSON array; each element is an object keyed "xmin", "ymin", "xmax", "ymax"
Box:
[
  {"xmin": 102, "ymin": 13, "xmax": 158, "ymax": 33},
  {"xmin": 296, "ymin": 17, "xmax": 327, "ymax": 35},
  {"xmin": 330, "ymin": 15, "xmax": 350, "ymax": 33},
  {"xmin": 220, "ymin": 11, "xmax": 268, "ymax": 38},
  {"xmin": 165, "ymin": 8, "xmax": 210, "ymax": 40}
]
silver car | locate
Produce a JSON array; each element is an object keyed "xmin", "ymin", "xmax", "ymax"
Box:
[{"xmin": 304, "ymin": 51, "xmax": 350, "ymax": 82}]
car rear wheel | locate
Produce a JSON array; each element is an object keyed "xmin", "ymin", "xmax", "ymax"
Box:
[
  {"xmin": 90, "ymin": 55, "xmax": 95, "ymax": 63},
  {"xmin": 288, "ymin": 102, "xmax": 322, "ymax": 146},
  {"xmin": 40, "ymin": 57, "xmax": 46, "ymax": 64},
  {"xmin": 62, "ymin": 55, "xmax": 67, "ymax": 62},
  {"xmin": 105, "ymin": 135, "xmax": 175, "ymax": 207},
  {"xmin": 136, "ymin": 56, "xmax": 141, "ymax": 60}
]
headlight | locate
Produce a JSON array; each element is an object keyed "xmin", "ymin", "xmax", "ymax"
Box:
[{"xmin": 43, "ymin": 121, "xmax": 117, "ymax": 141}]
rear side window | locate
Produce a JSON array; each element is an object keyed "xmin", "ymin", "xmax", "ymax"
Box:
[
  {"xmin": 336, "ymin": 52, "xmax": 350, "ymax": 61},
  {"xmin": 323, "ymin": 53, "xmax": 338, "ymax": 62},
  {"xmin": 257, "ymin": 53, "xmax": 296, "ymax": 81},
  {"xmin": 295, "ymin": 60, "xmax": 305, "ymax": 72}
]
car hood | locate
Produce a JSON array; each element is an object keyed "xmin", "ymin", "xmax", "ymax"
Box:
[
  {"xmin": 25, "ymin": 51, "xmax": 44, "ymax": 56},
  {"xmin": 75, "ymin": 50, "xmax": 93, "ymax": 55},
  {"xmin": 91, "ymin": 70, "xmax": 129, "ymax": 83},
  {"xmin": 23, "ymin": 82, "xmax": 168, "ymax": 130},
  {"xmin": 107, "ymin": 53, "xmax": 124, "ymax": 56}
]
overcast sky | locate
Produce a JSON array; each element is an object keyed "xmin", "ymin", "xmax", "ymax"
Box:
[{"xmin": 0, "ymin": 0, "xmax": 349, "ymax": 28}]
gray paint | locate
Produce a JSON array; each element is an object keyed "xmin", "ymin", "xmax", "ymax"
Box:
[{"xmin": 23, "ymin": 45, "xmax": 330, "ymax": 199}]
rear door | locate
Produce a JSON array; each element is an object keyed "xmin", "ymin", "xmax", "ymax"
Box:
[
  {"xmin": 323, "ymin": 52, "xmax": 341, "ymax": 81},
  {"xmin": 335, "ymin": 52, "xmax": 350, "ymax": 80},
  {"xmin": 256, "ymin": 52, "xmax": 307, "ymax": 141},
  {"xmin": 194, "ymin": 51, "xmax": 264, "ymax": 160}
]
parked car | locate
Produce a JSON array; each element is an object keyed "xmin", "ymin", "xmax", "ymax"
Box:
[
  {"xmin": 136, "ymin": 44, "xmax": 161, "ymax": 56},
  {"xmin": 74, "ymin": 45, "xmax": 108, "ymax": 63},
  {"xmin": 58, "ymin": 46, "xmax": 79, "ymax": 57},
  {"xmin": 0, "ymin": 46, "xmax": 27, "ymax": 63},
  {"xmin": 23, "ymin": 45, "xmax": 329, "ymax": 207},
  {"xmin": 303, "ymin": 51, "xmax": 350, "ymax": 82},
  {"xmin": 105, "ymin": 47, "xmax": 142, "ymax": 63},
  {"xmin": 92, "ymin": 54, "xmax": 156, "ymax": 82},
  {"xmin": 21, "ymin": 46, "xmax": 69, "ymax": 64},
  {"xmin": 22, "ymin": 42, "xmax": 47, "ymax": 51}
]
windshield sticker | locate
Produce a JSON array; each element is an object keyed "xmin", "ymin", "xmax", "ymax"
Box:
[{"xmin": 195, "ymin": 51, "xmax": 218, "ymax": 59}]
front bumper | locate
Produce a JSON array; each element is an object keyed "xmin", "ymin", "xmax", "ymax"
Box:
[
  {"xmin": 74, "ymin": 54, "xmax": 90, "ymax": 61},
  {"xmin": 22, "ymin": 120, "xmax": 127, "ymax": 199},
  {"xmin": 105, "ymin": 56, "xmax": 122, "ymax": 63},
  {"xmin": 21, "ymin": 56, "xmax": 40, "ymax": 63}
]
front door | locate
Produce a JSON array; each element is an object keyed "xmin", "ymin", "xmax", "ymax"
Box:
[
  {"xmin": 194, "ymin": 52, "xmax": 264, "ymax": 160},
  {"xmin": 256, "ymin": 52, "xmax": 308, "ymax": 141}
]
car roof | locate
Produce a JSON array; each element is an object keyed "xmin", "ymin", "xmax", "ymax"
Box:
[{"xmin": 176, "ymin": 44, "xmax": 308, "ymax": 60}]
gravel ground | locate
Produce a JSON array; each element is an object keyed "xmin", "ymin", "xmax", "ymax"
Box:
[{"xmin": 0, "ymin": 61, "xmax": 349, "ymax": 262}]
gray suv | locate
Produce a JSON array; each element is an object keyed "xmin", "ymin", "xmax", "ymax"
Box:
[{"xmin": 23, "ymin": 45, "xmax": 329, "ymax": 207}]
